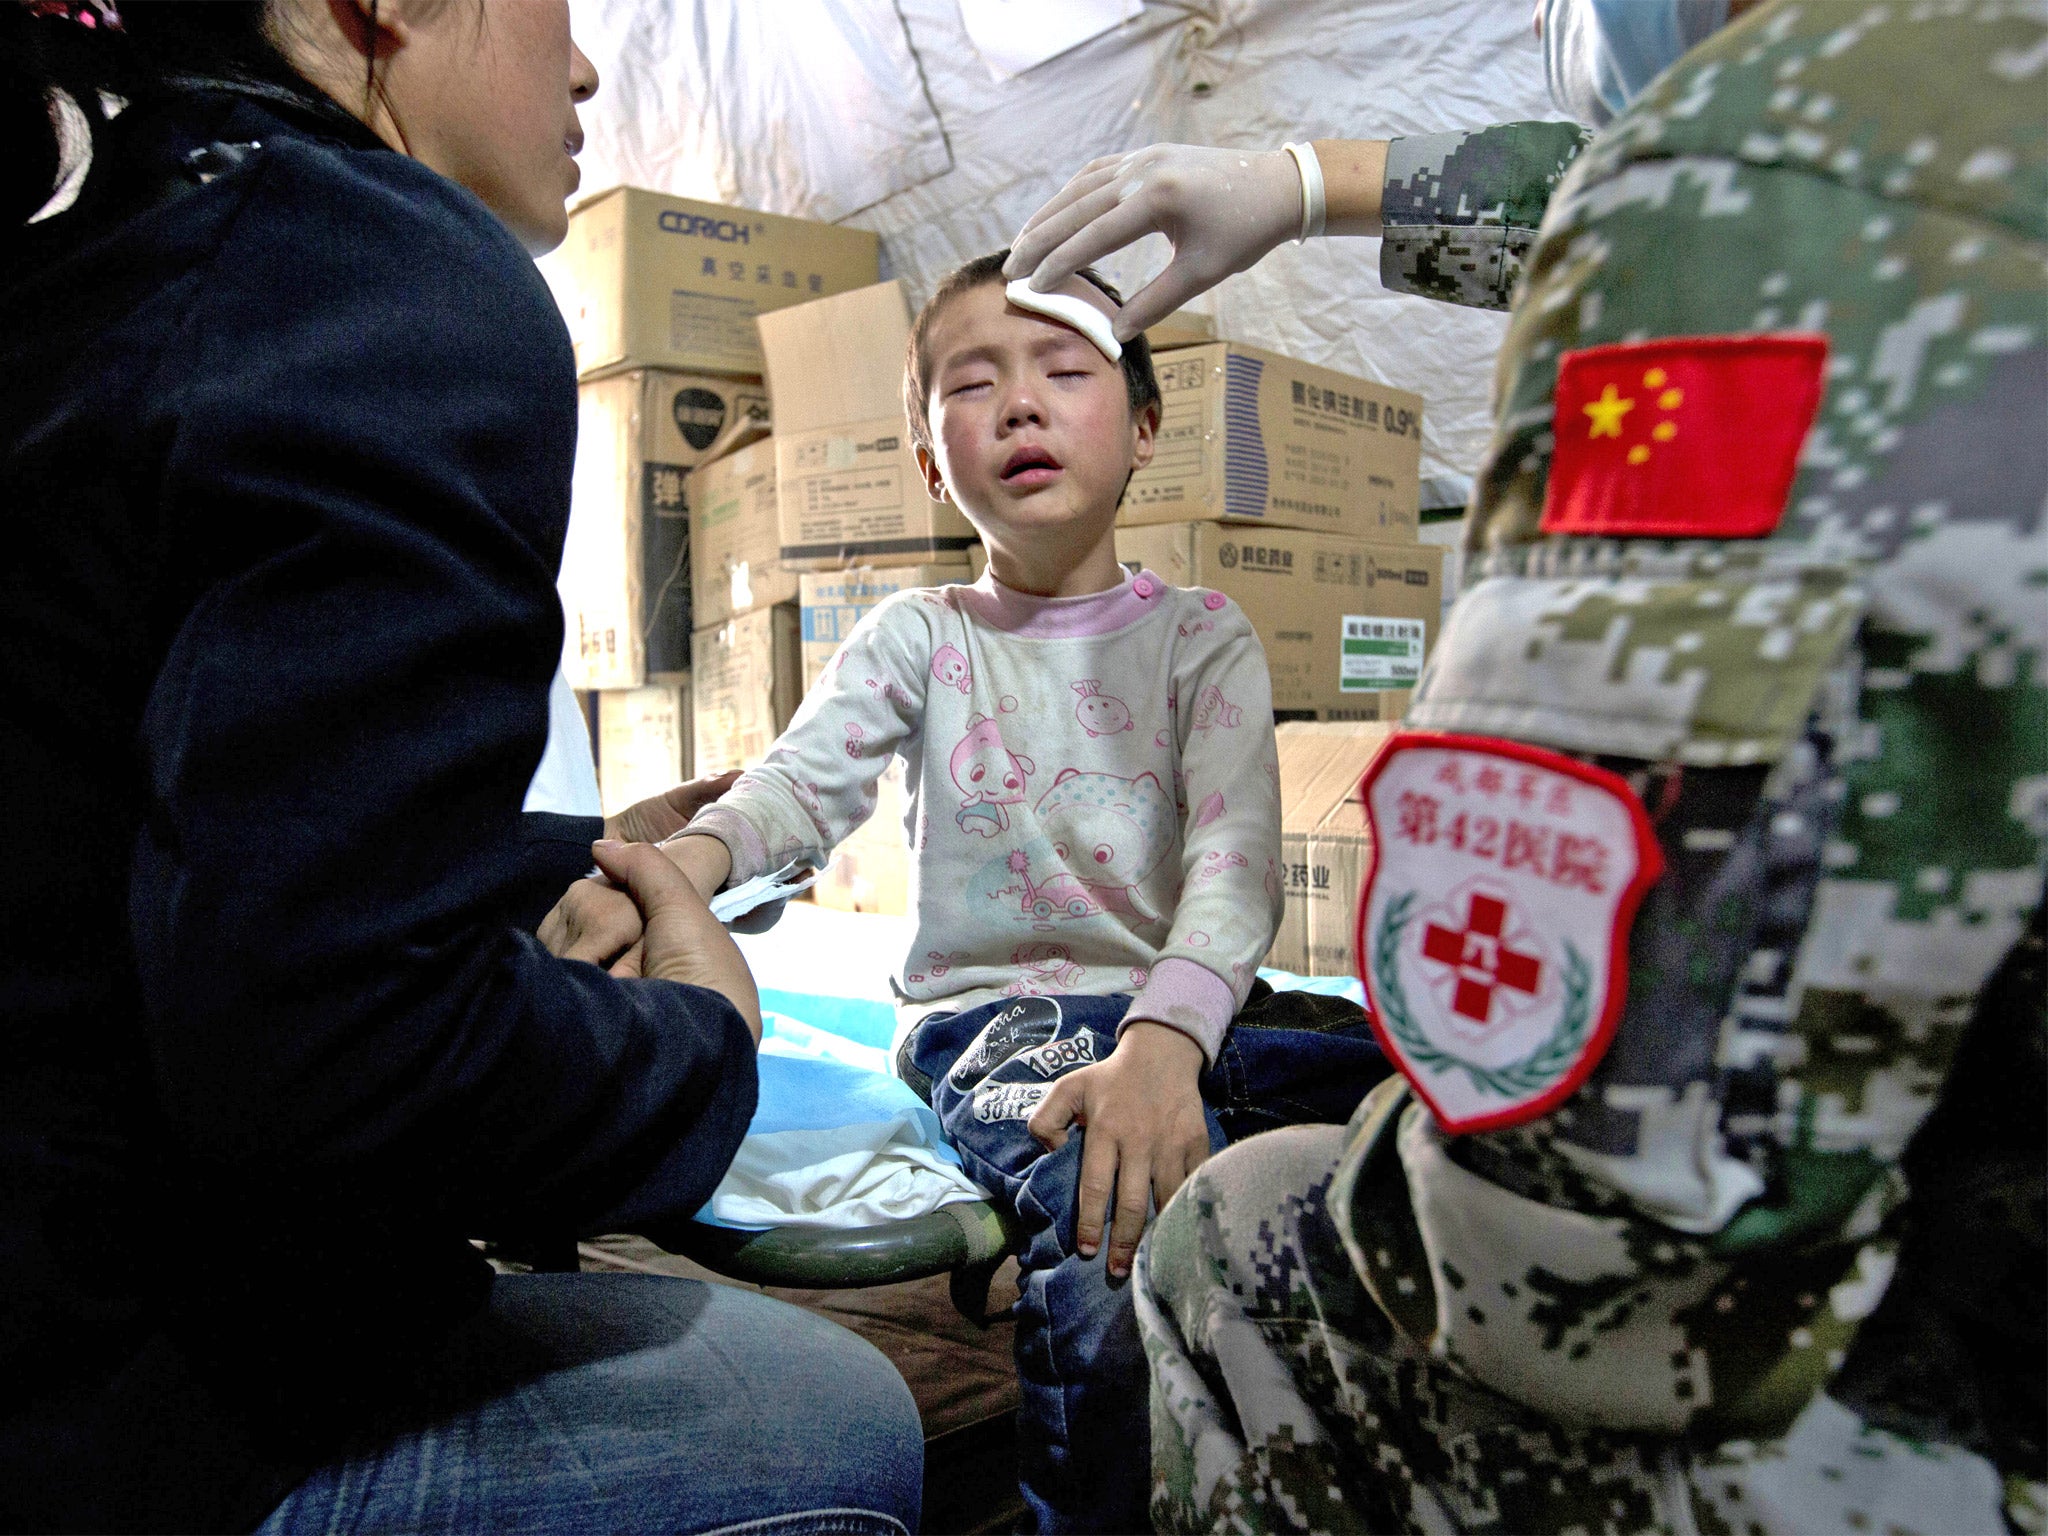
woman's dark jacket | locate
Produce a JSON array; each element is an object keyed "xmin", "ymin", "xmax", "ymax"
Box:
[{"xmin": 0, "ymin": 84, "xmax": 758, "ymax": 1532}]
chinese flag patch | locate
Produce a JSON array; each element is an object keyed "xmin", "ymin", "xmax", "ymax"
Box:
[{"xmin": 1540, "ymin": 334, "xmax": 1827, "ymax": 539}]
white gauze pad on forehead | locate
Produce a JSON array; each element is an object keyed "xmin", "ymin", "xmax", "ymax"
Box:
[{"xmin": 1004, "ymin": 279, "xmax": 1123, "ymax": 362}]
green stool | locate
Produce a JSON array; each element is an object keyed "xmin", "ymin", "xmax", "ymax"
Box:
[{"xmin": 666, "ymin": 1200, "xmax": 1024, "ymax": 1324}]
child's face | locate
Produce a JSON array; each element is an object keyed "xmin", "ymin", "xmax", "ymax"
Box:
[{"xmin": 917, "ymin": 280, "xmax": 1156, "ymax": 554}]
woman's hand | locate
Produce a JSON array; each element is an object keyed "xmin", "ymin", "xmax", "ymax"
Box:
[
  {"xmin": 591, "ymin": 839, "xmax": 761, "ymax": 1040},
  {"xmin": 603, "ymin": 769, "xmax": 741, "ymax": 845},
  {"xmin": 538, "ymin": 873, "xmax": 643, "ymax": 967},
  {"xmin": 1026, "ymin": 1020, "xmax": 1211, "ymax": 1278}
]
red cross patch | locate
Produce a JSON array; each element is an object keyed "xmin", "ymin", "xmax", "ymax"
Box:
[{"xmin": 1355, "ymin": 733, "xmax": 1664, "ymax": 1134}]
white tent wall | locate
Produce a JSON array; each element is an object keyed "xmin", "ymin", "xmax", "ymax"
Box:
[{"xmin": 560, "ymin": 0, "xmax": 1563, "ymax": 507}]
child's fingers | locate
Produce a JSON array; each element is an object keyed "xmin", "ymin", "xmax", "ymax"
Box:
[
  {"xmin": 1154, "ymin": 1144, "xmax": 1198, "ymax": 1215},
  {"xmin": 1027, "ymin": 1075, "xmax": 1082, "ymax": 1152},
  {"xmin": 1073, "ymin": 1127, "xmax": 1120, "ymax": 1260},
  {"xmin": 1107, "ymin": 1151, "xmax": 1152, "ymax": 1278}
]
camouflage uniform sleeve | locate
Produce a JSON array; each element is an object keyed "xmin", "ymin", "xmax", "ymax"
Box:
[
  {"xmin": 1378, "ymin": 122, "xmax": 1593, "ymax": 310},
  {"xmin": 1140, "ymin": 6, "xmax": 2046, "ymax": 1533},
  {"xmin": 1384, "ymin": 0, "xmax": 2048, "ymax": 1459}
]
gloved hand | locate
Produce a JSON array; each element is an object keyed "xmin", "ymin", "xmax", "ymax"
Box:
[{"xmin": 1003, "ymin": 143, "xmax": 1305, "ymax": 342}]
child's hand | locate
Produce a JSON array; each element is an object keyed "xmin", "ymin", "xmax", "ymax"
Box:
[{"xmin": 1027, "ymin": 1020, "xmax": 1210, "ymax": 1278}]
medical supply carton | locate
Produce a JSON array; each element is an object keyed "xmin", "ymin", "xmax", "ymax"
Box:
[
  {"xmin": 596, "ymin": 675, "xmax": 692, "ymax": 817},
  {"xmin": 1144, "ymin": 310, "xmax": 1218, "ymax": 350},
  {"xmin": 798, "ymin": 564, "xmax": 972, "ymax": 689},
  {"xmin": 692, "ymin": 604, "xmax": 802, "ymax": 774},
  {"xmin": 1119, "ymin": 342, "xmax": 1422, "ymax": 542},
  {"xmin": 1114, "ymin": 522, "xmax": 1441, "ymax": 720},
  {"xmin": 1268, "ymin": 723, "xmax": 1398, "ymax": 977},
  {"xmin": 559, "ymin": 369, "xmax": 768, "ymax": 690},
  {"xmin": 690, "ymin": 436, "xmax": 797, "ymax": 632},
  {"xmin": 757, "ymin": 281, "xmax": 980, "ymax": 570},
  {"xmin": 545, "ymin": 186, "xmax": 880, "ymax": 379},
  {"xmin": 1303, "ymin": 724, "xmax": 1399, "ymax": 977}
]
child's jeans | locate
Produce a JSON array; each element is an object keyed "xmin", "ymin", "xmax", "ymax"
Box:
[{"xmin": 904, "ymin": 988, "xmax": 1387, "ymax": 1534}]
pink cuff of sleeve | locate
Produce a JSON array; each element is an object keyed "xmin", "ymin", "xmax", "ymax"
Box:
[
  {"xmin": 1123, "ymin": 957, "xmax": 1238, "ymax": 1066},
  {"xmin": 674, "ymin": 805, "xmax": 767, "ymax": 888}
]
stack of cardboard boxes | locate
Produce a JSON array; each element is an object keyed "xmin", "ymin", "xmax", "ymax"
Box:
[
  {"xmin": 758, "ymin": 280, "xmax": 980, "ymax": 913},
  {"xmin": 543, "ymin": 185, "xmax": 880, "ymax": 813},
  {"xmin": 1113, "ymin": 340, "xmax": 1442, "ymax": 723}
]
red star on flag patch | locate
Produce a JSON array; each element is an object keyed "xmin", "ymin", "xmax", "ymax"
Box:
[
  {"xmin": 1540, "ymin": 334, "xmax": 1828, "ymax": 540},
  {"xmin": 1355, "ymin": 734, "xmax": 1665, "ymax": 1134}
]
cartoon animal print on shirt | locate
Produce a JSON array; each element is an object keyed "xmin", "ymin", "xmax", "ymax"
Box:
[
  {"xmin": 1071, "ymin": 680, "xmax": 1133, "ymax": 738},
  {"xmin": 950, "ymin": 715, "xmax": 1034, "ymax": 837},
  {"xmin": 864, "ymin": 676, "xmax": 915, "ymax": 711},
  {"xmin": 1003, "ymin": 941, "xmax": 1085, "ymax": 996},
  {"xmin": 1192, "ymin": 684, "xmax": 1241, "ymax": 731},
  {"xmin": 1014, "ymin": 769, "xmax": 1178, "ymax": 924},
  {"xmin": 844, "ymin": 722, "xmax": 866, "ymax": 759},
  {"xmin": 1194, "ymin": 849, "xmax": 1248, "ymax": 884},
  {"xmin": 931, "ymin": 643, "xmax": 971, "ymax": 693},
  {"xmin": 907, "ymin": 949, "xmax": 963, "ymax": 985},
  {"xmin": 1194, "ymin": 790, "xmax": 1226, "ymax": 828}
]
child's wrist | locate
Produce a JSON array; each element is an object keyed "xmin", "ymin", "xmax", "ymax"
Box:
[{"xmin": 1118, "ymin": 1017, "xmax": 1207, "ymax": 1075}]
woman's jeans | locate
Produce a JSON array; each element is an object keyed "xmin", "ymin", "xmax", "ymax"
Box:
[
  {"xmin": 907, "ymin": 990, "xmax": 1386, "ymax": 1534},
  {"xmin": 256, "ymin": 1272, "xmax": 922, "ymax": 1536}
]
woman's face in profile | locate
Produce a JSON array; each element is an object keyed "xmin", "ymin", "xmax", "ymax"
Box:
[{"xmin": 365, "ymin": 0, "xmax": 600, "ymax": 254}]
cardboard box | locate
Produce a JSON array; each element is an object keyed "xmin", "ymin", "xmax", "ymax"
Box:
[
  {"xmin": 1269, "ymin": 724, "xmax": 1393, "ymax": 973},
  {"xmin": 544, "ymin": 186, "xmax": 880, "ymax": 379},
  {"xmin": 798, "ymin": 564, "xmax": 971, "ymax": 688},
  {"xmin": 690, "ymin": 436, "xmax": 798, "ymax": 632},
  {"xmin": 812, "ymin": 758, "xmax": 912, "ymax": 917},
  {"xmin": 692, "ymin": 604, "xmax": 802, "ymax": 774},
  {"xmin": 1304, "ymin": 724, "xmax": 1398, "ymax": 977},
  {"xmin": 560, "ymin": 370, "xmax": 769, "ymax": 690},
  {"xmin": 596, "ymin": 676, "xmax": 691, "ymax": 817},
  {"xmin": 1115, "ymin": 523, "xmax": 1442, "ymax": 719},
  {"xmin": 758, "ymin": 282, "xmax": 979, "ymax": 570},
  {"xmin": 1144, "ymin": 310, "xmax": 1217, "ymax": 351},
  {"xmin": 1121, "ymin": 342, "xmax": 1422, "ymax": 541}
]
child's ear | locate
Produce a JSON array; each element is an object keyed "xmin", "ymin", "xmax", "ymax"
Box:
[
  {"xmin": 1129, "ymin": 401, "xmax": 1161, "ymax": 474},
  {"xmin": 915, "ymin": 441, "xmax": 951, "ymax": 504}
]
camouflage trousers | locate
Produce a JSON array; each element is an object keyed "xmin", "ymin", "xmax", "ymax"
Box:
[{"xmin": 1134, "ymin": 1115, "xmax": 2016, "ymax": 1536}]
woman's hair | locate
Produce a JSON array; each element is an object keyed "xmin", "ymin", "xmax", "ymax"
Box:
[{"xmin": 4, "ymin": 1, "xmax": 313, "ymax": 225}]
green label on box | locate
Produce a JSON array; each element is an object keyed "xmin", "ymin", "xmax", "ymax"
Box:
[{"xmin": 1340, "ymin": 615, "xmax": 1424, "ymax": 690}]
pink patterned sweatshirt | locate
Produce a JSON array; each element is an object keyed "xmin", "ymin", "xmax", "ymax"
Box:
[{"xmin": 685, "ymin": 567, "xmax": 1283, "ymax": 1063}]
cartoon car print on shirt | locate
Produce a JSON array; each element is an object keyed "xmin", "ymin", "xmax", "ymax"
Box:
[{"xmin": 1005, "ymin": 769, "xmax": 1178, "ymax": 925}]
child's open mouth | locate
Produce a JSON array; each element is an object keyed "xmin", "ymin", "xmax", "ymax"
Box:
[{"xmin": 999, "ymin": 445, "xmax": 1063, "ymax": 489}]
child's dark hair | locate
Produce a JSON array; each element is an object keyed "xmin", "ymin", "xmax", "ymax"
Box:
[{"xmin": 903, "ymin": 250, "xmax": 1160, "ymax": 456}]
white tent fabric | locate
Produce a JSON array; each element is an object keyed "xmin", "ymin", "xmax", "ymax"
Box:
[{"xmin": 564, "ymin": 0, "xmax": 1562, "ymax": 506}]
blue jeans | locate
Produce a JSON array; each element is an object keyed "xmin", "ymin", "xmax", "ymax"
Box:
[
  {"xmin": 256, "ymin": 1272, "xmax": 922, "ymax": 1536},
  {"xmin": 910, "ymin": 992, "xmax": 1385, "ymax": 1533}
]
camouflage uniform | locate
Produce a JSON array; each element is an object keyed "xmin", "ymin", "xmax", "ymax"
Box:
[{"xmin": 1138, "ymin": 3, "xmax": 2047, "ymax": 1531}]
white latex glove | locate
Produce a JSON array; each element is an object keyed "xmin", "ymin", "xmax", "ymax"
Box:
[{"xmin": 1003, "ymin": 144, "xmax": 1304, "ymax": 342}]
